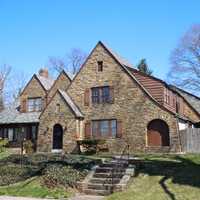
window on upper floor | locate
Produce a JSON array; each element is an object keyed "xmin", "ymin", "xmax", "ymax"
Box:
[
  {"xmin": 27, "ymin": 97, "xmax": 42, "ymax": 112},
  {"xmin": 91, "ymin": 86, "xmax": 111, "ymax": 104},
  {"xmin": 97, "ymin": 61, "xmax": 103, "ymax": 72}
]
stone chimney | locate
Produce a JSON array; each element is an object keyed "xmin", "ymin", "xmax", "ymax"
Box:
[{"xmin": 39, "ymin": 68, "xmax": 49, "ymax": 78}]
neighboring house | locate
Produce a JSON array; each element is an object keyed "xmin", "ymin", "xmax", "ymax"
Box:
[
  {"xmin": 1, "ymin": 41, "xmax": 200, "ymax": 153},
  {"xmin": 0, "ymin": 69, "xmax": 54, "ymax": 148}
]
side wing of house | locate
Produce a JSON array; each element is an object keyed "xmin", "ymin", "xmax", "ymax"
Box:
[
  {"xmin": 47, "ymin": 70, "xmax": 71, "ymax": 102},
  {"xmin": 38, "ymin": 90, "xmax": 83, "ymax": 153},
  {"xmin": 66, "ymin": 41, "xmax": 181, "ymax": 153},
  {"xmin": 128, "ymin": 68, "xmax": 200, "ymax": 123},
  {"xmin": 20, "ymin": 75, "xmax": 47, "ymax": 113}
]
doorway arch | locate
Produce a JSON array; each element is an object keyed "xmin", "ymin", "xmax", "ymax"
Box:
[
  {"xmin": 53, "ymin": 124, "xmax": 63, "ymax": 150},
  {"xmin": 147, "ymin": 119, "xmax": 170, "ymax": 146}
]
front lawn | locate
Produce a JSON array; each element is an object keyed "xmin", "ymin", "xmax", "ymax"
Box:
[
  {"xmin": 0, "ymin": 177, "xmax": 71, "ymax": 199},
  {"xmin": 0, "ymin": 152, "xmax": 101, "ymax": 199},
  {"xmin": 107, "ymin": 154, "xmax": 200, "ymax": 200}
]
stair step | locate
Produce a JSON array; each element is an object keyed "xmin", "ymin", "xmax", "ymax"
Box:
[
  {"xmin": 93, "ymin": 172, "xmax": 124, "ymax": 178},
  {"xmin": 87, "ymin": 183, "xmax": 114, "ymax": 190},
  {"xmin": 100, "ymin": 162, "xmax": 127, "ymax": 168},
  {"xmin": 90, "ymin": 178, "xmax": 120, "ymax": 184},
  {"xmin": 83, "ymin": 188, "xmax": 111, "ymax": 196},
  {"xmin": 95, "ymin": 167, "xmax": 125, "ymax": 173}
]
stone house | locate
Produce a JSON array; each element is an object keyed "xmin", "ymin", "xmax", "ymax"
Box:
[{"xmin": 1, "ymin": 41, "xmax": 200, "ymax": 153}]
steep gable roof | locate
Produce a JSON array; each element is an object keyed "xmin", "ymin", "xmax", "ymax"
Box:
[
  {"xmin": 21, "ymin": 74, "xmax": 55, "ymax": 96},
  {"xmin": 48, "ymin": 70, "xmax": 72, "ymax": 92},
  {"xmin": 97, "ymin": 42, "xmax": 178, "ymax": 115},
  {"xmin": 36, "ymin": 74, "xmax": 54, "ymax": 91},
  {"xmin": 39, "ymin": 89, "xmax": 83, "ymax": 119},
  {"xmin": 59, "ymin": 90, "xmax": 83, "ymax": 118},
  {"xmin": 68, "ymin": 41, "xmax": 198, "ymax": 122}
]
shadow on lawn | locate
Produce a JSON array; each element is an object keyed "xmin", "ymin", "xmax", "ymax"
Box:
[{"xmin": 136, "ymin": 155, "xmax": 200, "ymax": 200}]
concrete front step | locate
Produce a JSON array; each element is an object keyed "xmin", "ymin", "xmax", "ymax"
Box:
[
  {"xmin": 99, "ymin": 162, "xmax": 127, "ymax": 168},
  {"xmin": 93, "ymin": 172, "xmax": 124, "ymax": 178},
  {"xmin": 83, "ymin": 188, "xmax": 111, "ymax": 196},
  {"xmin": 95, "ymin": 167, "xmax": 125, "ymax": 173},
  {"xmin": 89, "ymin": 177, "xmax": 120, "ymax": 184},
  {"xmin": 87, "ymin": 183, "xmax": 114, "ymax": 190}
]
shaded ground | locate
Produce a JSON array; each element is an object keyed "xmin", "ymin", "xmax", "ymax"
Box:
[{"xmin": 107, "ymin": 154, "xmax": 200, "ymax": 200}]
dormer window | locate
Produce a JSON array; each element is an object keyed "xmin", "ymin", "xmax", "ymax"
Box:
[
  {"xmin": 97, "ymin": 61, "xmax": 103, "ymax": 72},
  {"xmin": 27, "ymin": 97, "xmax": 42, "ymax": 112}
]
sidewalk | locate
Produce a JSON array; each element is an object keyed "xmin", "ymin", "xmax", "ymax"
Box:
[{"xmin": 0, "ymin": 195, "xmax": 104, "ymax": 200}]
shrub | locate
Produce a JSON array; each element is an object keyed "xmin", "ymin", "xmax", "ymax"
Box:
[
  {"xmin": 0, "ymin": 164, "xmax": 38, "ymax": 186},
  {"xmin": 42, "ymin": 164, "xmax": 87, "ymax": 188},
  {"xmin": 0, "ymin": 138, "xmax": 8, "ymax": 153},
  {"xmin": 77, "ymin": 139, "xmax": 106, "ymax": 154},
  {"xmin": 23, "ymin": 140, "xmax": 34, "ymax": 154}
]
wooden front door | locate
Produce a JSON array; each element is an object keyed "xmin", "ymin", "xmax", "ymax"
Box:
[
  {"xmin": 147, "ymin": 119, "xmax": 169, "ymax": 146},
  {"xmin": 53, "ymin": 124, "xmax": 63, "ymax": 149}
]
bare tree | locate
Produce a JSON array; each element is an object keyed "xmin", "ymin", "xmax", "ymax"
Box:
[
  {"xmin": 5, "ymin": 70, "xmax": 27, "ymax": 103},
  {"xmin": 0, "ymin": 64, "xmax": 11, "ymax": 110},
  {"xmin": 168, "ymin": 24, "xmax": 200, "ymax": 94},
  {"xmin": 48, "ymin": 48, "xmax": 87, "ymax": 76}
]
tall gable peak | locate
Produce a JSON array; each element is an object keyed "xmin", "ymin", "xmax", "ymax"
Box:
[{"xmin": 97, "ymin": 41, "xmax": 133, "ymax": 68}]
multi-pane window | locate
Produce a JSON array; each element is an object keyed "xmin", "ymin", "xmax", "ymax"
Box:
[
  {"xmin": 92, "ymin": 119, "xmax": 117, "ymax": 138},
  {"xmin": 102, "ymin": 87, "xmax": 110, "ymax": 103},
  {"xmin": 100, "ymin": 121, "xmax": 109, "ymax": 136},
  {"xmin": 111, "ymin": 120, "xmax": 117, "ymax": 137},
  {"xmin": 91, "ymin": 86, "xmax": 110, "ymax": 104},
  {"xmin": 91, "ymin": 88, "xmax": 100, "ymax": 103},
  {"xmin": 92, "ymin": 121, "xmax": 99, "ymax": 137},
  {"xmin": 27, "ymin": 98, "xmax": 42, "ymax": 112}
]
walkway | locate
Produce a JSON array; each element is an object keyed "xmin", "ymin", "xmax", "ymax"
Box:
[{"xmin": 0, "ymin": 195, "xmax": 104, "ymax": 200}]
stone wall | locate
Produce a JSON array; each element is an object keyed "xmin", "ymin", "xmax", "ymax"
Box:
[
  {"xmin": 66, "ymin": 43, "xmax": 181, "ymax": 153},
  {"xmin": 20, "ymin": 76, "xmax": 47, "ymax": 111},
  {"xmin": 47, "ymin": 71, "xmax": 71, "ymax": 103},
  {"xmin": 37, "ymin": 92, "xmax": 77, "ymax": 153}
]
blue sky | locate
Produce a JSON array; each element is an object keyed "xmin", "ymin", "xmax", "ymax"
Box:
[{"xmin": 0, "ymin": 0, "xmax": 200, "ymax": 80}]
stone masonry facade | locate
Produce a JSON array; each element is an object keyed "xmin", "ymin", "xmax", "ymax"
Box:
[
  {"xmin": 20, "ymin": 76, "xmax": 47, "ymax": 112},
  {"xmin": 38, "ymin": 92, "xmax": 78, "ymax": 153},
  {"xmin": 37, "ymin": 42, "xmax": 185, "ymax": 153}
]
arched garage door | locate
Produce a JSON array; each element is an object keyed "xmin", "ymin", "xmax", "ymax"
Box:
[{"xmin": 147, "ymin": 119, "xmax": 170, "ymax": 146}]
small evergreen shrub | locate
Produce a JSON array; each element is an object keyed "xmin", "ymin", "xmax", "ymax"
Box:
[
  {"xmin": 0, "ymin": 138, "xmax": 8, "ymax": 153},
  {"xmin": 23, "ymin": 140, "xmax": 34, "ymax": 154}
]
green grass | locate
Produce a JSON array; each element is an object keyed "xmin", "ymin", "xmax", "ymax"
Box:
[
  {"xmin": 0, "ymin": 177, "xmax": 72, "ymax": 199},
  {"xmin": 0, "ymin": 150, "xmax": 10, "ymax": 160},
  {"xmin": 107, "ymin": 154, "xmax": 200, "ymax": 200}
]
